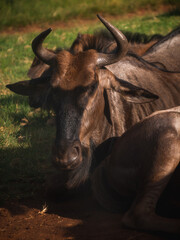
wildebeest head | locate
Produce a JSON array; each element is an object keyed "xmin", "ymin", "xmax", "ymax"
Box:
[{"xmin": 7, "ymin": 15, "xmax": 158, "ymax": 187}]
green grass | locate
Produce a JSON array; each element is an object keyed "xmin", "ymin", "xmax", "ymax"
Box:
[
  {"xmin": 0, "ymin": 0, "xmax": 177, "ymax": 30},
  {"xmin": 0, "ymin": 13, "xmax": 180, "ymax": 201}
]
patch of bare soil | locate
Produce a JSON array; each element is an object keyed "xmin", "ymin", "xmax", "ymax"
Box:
[
  {"xmin": 0, "ymin": 5, "xmax": 174, "ymax": 35},
  {"xmin": 0, "ymin": 193, "xmax": 179, "ymax": 240}
]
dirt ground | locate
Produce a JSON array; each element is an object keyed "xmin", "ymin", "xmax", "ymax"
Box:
[{"xmin": 0, "ymin": 192, "xmax": 180, "ymax": 240}]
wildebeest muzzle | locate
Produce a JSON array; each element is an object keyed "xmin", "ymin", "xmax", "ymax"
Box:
[{"xmin": 52, "ymin": 139, "xmax": 82, "ymax": 170}]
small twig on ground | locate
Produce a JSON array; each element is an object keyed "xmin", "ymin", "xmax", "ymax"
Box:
[{"xmin": 38, "ymin": 203, "xmax": 48, "ymax": 215}]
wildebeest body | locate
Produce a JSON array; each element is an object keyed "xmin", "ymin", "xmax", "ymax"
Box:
[{"xmin": 92, "ymin": 107, "xmax": 180, "ymax": 233}]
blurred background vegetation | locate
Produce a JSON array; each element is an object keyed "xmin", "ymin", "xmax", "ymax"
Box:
[{"xmin": 0, "ymin": 0, "xmax": 179, "ymax": 30}]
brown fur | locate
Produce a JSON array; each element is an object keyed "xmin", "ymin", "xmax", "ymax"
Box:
[
  {"xmin": 53, "ymin": 50, "xmax": 98, "ymax": 89},
  {"xmin": 70, "ymin": 31, "xmax": 160, "ymax": 56},
  {"xmin": 128, "ymin": 41, "xmax": 158, "ymax": 56}
]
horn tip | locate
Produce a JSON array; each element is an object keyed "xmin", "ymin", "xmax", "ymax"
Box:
[
  {"xmin": 97, "ymin": 14, "xmax": 102, "ymax": 20},
  {"xmin": 6, "ymin": 84, "xmax": 11, "ymax": 89},
  {"xmin": 47, "ymin": 28, "xmax": 52, "ymax": 33},
  {"xmin": 39, "ymin": 28, "xmax": 53, "ymax": 38},
  {"xmin": 97, "ymin": 14, "xmax": 106, "ymax": 25},
  {"xmin": 43, "ymin": 28, "xmax": 52, "ymax": 36}
]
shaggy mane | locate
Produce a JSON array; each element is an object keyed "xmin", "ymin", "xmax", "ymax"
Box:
[{"xmin": 70, "ymin": 29, "xmax": 163, "ymax": 55}]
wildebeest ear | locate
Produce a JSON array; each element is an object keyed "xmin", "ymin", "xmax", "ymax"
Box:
[
  {"xmin": 6, "ymin": 78, "xmax": 52, "ymax": 108},
  {"xmin": 113, "ymin": 77, "xmax": 159, "ymax": 103},
  {"xmin": 98, "ymin": 69, "xmax": 158, "ymax": 103},
  {"xmin": 6, "ymin": 80, "xmax": 37, "ymax": 96},
  {"xmin": 6, "ymin": 77, "xmax": 50, "ymax": 96}
]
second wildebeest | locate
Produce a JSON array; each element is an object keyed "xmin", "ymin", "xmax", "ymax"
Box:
[{"xmin": 92, "ymin": 106, "xmax": 180, "ymax": 234}]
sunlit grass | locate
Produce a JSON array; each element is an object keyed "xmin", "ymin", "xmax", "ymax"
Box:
[{"xmin": 0, "ymin": 0, "xmax": 174, "ymax": 30}]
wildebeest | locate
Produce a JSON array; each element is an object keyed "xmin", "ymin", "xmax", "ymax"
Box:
[
  {"xmin": 6, "ymin": 15, "xmax": 180, "ymax": 190},
  {"xmin": 92, "ymin": 106, "xmax": 180, "ymax": 234}
]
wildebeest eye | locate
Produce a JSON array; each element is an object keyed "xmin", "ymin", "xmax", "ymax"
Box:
[
  {"xmin": 88, "ymin": 81, "xmax": 98, "ymax": 95},
  {"xmin": 77, "ymin": 81, "xmax": 98, "ymax": 108}
]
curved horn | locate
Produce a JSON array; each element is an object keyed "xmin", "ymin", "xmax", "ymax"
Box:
[
  {"xmin": 32, "ymin": 28, "xmax": 56, "ymax": 65},
  {"xmin": 96, "ymin": 14, "xmax": 128, "ymax": 67}
]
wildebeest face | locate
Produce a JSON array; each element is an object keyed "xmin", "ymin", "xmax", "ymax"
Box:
[
  {"xmin": 50, "ymin": 50, "xmax": 101, "ymax": 169},
  {"xmin": 51, "ymin": 83, "xmax": 100, "ymax": 170},
  {"xmin": 6, "ymin": 15, "xmax": 158, "ymax": 174}
]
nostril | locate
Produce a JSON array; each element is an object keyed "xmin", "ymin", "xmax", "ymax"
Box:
[
  {"xmin": 52, "ymin": 140, "xmax": 82, "ymax": 169},
  {"xmin": 74, "ymin": 145, "xmax": 80, "ymax": 156},
  {"xmin": 69, "ymin": 147, "xmax": 79, "ymax": 161},
  {"xmin": 68, "ymin": 141, "xmax": 82, "ymax": 163}
]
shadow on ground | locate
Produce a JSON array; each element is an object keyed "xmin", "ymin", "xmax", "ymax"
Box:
[{"xmin": 1, "ymin": 95, "xmax": 180, "ymax": 240}]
